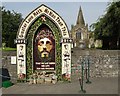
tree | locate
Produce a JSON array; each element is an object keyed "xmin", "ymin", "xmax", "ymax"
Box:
[
  {"xmin": 91, "ymin": 1, "xmax": 120, "ymax": 49},
  {"xmin": 2, "ymin": 7, "xmax": 23, "ymax": 48}
]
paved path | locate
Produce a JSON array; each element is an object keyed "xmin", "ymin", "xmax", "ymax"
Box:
[{"xmin": 2, "ymin": 77, "xmax": 118, "ymax": 94}]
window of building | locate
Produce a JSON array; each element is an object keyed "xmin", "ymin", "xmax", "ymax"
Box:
[{"xmin": 76, "ymin": 31, "xmax": 81, "ymax": 39}]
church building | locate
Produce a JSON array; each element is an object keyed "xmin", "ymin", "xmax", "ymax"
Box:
[{"xmin": 70, "ymin": 6, "xmax": 89, "ymax": 48}]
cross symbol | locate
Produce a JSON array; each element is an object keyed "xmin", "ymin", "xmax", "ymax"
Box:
[{"xmin": 41, "ymin": 16, "xmax": 46, "ymax": 22}]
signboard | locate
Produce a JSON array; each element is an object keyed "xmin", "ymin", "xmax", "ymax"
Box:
[
  {"xmin": 11, "ymin": 56, "xmax": 16, "ymax": 64},
  {"xmin": 17, "ymin": 44, "xmax": 26, "ymax": 75},
  {"xmin": 35, "ymin": 62, "xmax": 55, "ymax": 70},
  {"xmin": 62, "ymin": 43, "xmax": 71, "ymax": 79}
]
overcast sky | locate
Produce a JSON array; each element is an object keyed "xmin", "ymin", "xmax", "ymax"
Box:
[{"xmin": 2, "ymin": 2, "xmax": 109, "ymax": 30}]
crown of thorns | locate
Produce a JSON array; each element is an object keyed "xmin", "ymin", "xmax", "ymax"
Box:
[{"xmin": 35, "ymin": 29, "xmax": 54, "ymax": 41}]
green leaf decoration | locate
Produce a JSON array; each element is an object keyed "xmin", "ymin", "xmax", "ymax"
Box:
[{"xmin": 26, "ymin": 16, "xmax": 62, "ymax": 80}]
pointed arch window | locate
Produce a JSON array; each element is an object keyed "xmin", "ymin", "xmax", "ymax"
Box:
[{"xmin": 76, "ymin": 30, "xmax": 81, "ymax": 39}]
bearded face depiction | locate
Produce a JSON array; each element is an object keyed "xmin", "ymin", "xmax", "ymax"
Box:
[
  {"xmin": 38, "ymin": 37, "xmax": 53, "ymax": 58},
  {"xmin": 34, "ymin": 27, "xmax": 55, "ymax": 62}
]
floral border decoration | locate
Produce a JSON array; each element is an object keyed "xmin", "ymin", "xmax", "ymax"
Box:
[{"xmin": 26, "ymin": 15, "xmax": 62, "ymax": 80}]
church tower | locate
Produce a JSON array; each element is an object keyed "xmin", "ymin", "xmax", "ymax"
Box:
[
  {"xmin": 76, "ymin": 6, "xmax": 85, "ymax": 26},
  {"xmin": 70, "ymin": 6, "xmax": 89, "ymax": 48}
]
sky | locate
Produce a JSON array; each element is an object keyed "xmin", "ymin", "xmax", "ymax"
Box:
[{"xmin": 2, "ymin": 2, "xmax": 109, "ymax": 30}]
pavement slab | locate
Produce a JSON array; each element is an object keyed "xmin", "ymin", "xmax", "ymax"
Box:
[{"xmin": 2, "ymin": 77, "xmax": 118, "ymax": 94}]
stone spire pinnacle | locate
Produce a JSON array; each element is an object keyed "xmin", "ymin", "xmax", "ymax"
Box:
[{"xmin": 76, "ymin": 6, "xmax": 85, "ymax": 26}]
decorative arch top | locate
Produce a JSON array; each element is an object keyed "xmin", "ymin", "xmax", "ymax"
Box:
[{"xmin": 17, "ymin": 4, "xmax": 69, "ymax": 39}]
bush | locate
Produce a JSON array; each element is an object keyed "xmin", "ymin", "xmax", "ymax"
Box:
[{"xmin": 2, "ymin": 80, "xmax": 13, "ymax": 88}]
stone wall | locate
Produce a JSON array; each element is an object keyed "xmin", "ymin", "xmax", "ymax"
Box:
[
  {"xmin": 2, "ymin": 49, "xmax": 119, "ymax": 83},
  {"xmin": 2, "ymin": 51, "xmax": 17, "ymax": 83},
  {"xmin": 71, "ymin": 48, "xmax": 119, "ymax": 78}
]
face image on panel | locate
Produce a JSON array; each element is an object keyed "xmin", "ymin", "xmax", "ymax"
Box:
[
  {"xmin": 34, "ymin": 24, "xmax": 55, "ymax": 65},
  {"xmin": 38, "ymin": 37, "xmax": 53, "ymax": 58}
]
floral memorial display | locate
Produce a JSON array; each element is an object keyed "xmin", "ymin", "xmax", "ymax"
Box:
[{"xmin": 15, "ymin": 4, "xmax": 72, "ymax": 82}]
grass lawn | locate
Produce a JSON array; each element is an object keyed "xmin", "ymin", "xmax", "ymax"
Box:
[{"xmin": 2, "ymin": 47, "xmax": 16, "ymax": 51}]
